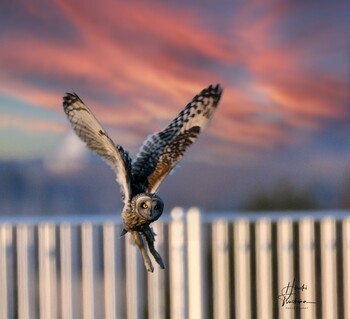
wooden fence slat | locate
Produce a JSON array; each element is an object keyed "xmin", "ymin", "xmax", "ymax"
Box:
[
  {"xmin": 39, "ymin": 223, "xmax": 57, "ymax": 319},
  {"xmin": 0, "ymin": 224, "xmax": 14, "ymax": 319},
  {"xmin": 277, "ymin": 218, "xmax": 294, "ymax": 319},
  {"xmin": 187, "ymin": 208, "xmax": 205, "ymax": 319},
  {"xmin": 299, "ymin": 218, "xmax": 316, "ymax": 319},
  {"xmin": 320, "ymin": 217, "xmax": 337, "ymax": 319},
  {"xmin": 125, "ymin": 228, "xmax": 144, "ymax": 319},
  {"xmin": 343, "ymin": 217, "xmax": 350, "ymax": 319},
  {"xmin": 17, "ymin": 224, "xmax": 38, "ymax": 319},
  {"xmin": 169, "ymin": 207, "xmax": 187, "ymax": 319},
  {"xmin": 147, "ymin": 222, "xmax": 166, "ymax": 319},
  {"xmin": 256, "ymin": 219, "xmax": 273, "ymax": 319},
  {"xmin": 103, "ymin": 222, "xmax": 117, "ymax": 319},
  {"xmin": 213, "ymin": 219, "xmax": 229, "ymax": 319},
  {"xmin": 234, "ymin": 219, "xmax": 251, "ymax": 319},
  {"xmin": 82, "ymin": 222, "xmax": 95, "ymax": 319},
  {"xmin": 59, "ymin": 223, "xmax": 74, "ymax": 319},
  {"xmin": 103, "ymin": 222, "xmax": 123, "ymax": 319}
]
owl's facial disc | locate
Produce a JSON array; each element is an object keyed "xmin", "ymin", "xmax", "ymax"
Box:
[{"xmin": 135, "ymin": 194, "xmax": 164, "ymax": 222}]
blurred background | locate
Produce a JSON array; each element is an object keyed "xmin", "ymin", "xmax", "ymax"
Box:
[{"xmin": 0, "ymin": 0, "xmax": 349, "ymax": 216}]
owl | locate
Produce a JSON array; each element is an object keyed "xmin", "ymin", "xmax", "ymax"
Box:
[{"xmin": 63, "ymin": 84, "xmax": 222, "ymax": 272}]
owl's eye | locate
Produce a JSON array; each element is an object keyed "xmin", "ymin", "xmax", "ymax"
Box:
[{"xmin": 141, "ymin": 203, "xmax": 148, "ymax": 209}]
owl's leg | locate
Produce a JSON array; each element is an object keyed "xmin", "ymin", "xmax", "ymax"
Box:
[
  {"xmin": 130, "ymin": 231, "xmax": 154, "ymax": 272},
  {"xmin": 143, "ymin": 227, "xmax": 165, "ymax": 269}
]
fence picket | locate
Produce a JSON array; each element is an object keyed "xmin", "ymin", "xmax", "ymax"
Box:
[
  {"xmin": 320, "ymin": 217, "xmax": 337, "ymax": 319},
  {"xmin": 255, "ymin": 219, "xmax": 273, "ymax": 319},
  {"xmin": 125, "ymin": 230, "xmax": 144, "ymax": 319},
  {"xmin": 82, "ymin": 222, "xmax": 96, "ymax": 319},
  {"xmin": 39, "ymin": 223, "xmax": 57, "ymax": 319},
  {"xmin": 187, "ymin": 208, "xmax": 205, "ymax": 319},
  {"xmin": 299, "ymin": 218, "xmax": 316, "ymax": 319},
  {"xmin": 277, "ymin": 218, "xmax": 294, "ymax": 319},
  {"xmin": 212, "ymin": 219, "xmax": 229, "ymax": 319},
  {"xmin": 147, "ymin": 222, "xmax": 166, "ymax": 319},
  {"xmin": 17, "ymin": 224, "xmax": 38, "ymax": 319},
  {"xmin": 0, "ymin": 224, "xmax": 14, "ymax": 319},
  {"xmin": 343, "ymin": 217, "xmax": 350, "ymax": 319},
  {"xmin": 233, "ymin": 219, "xmax": 251, "ymax": 319},
  {"xmin": 169, "ymin": 207, "xmax": 187, "ymax": 319},
  {"xmin": 59, "ymin": 223, "xmax": 74, "ymax": 319}
]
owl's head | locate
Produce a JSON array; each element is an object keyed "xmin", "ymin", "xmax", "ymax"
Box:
[{"xmin": 132, "ymin": 193, "xmax": 164, "ymax": 222}]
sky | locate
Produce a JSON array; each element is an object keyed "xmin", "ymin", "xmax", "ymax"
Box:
[{"xmin": 0, "ymin": 0, "xmax": 349, "ymax": 211}]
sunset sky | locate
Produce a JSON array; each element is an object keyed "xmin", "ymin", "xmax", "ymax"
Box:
[{"xmin": 0, "ymin": 0, "xmax": 349, "ymax": 210}]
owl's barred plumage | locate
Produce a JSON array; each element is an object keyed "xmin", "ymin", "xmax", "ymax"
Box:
[{"xmin": 63, "ymin": 84, "xmax": 223, "ymax": 271}]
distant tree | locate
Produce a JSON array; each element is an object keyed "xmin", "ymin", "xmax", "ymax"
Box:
[{"xmin": 243, "ymin": 179, "xmax": 318, "ymax": 211}]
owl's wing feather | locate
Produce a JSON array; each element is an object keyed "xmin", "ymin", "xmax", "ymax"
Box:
[
  {"xmin": 132, "ymin": 84, "xmax": 222, "ymax": 193},
  {"xmin": 63, "ymin": 93, "xmax": 132, "ymax": 202}
]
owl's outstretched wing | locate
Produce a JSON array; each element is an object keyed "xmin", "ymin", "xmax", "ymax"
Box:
[
  {"xmin": 132, "ymin": 84, "xmax": 223, "ymax": 194},
  {"xmin": 63, "ymin": 93, "xmax": 132, "ymax": 203}
]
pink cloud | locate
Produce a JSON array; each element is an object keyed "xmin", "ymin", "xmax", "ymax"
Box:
[{"xmin": 0, "ymin": 114, "xmax": 66, "ymax": 133}]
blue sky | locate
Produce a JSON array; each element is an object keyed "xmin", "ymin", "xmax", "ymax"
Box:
[{"xmin": 0, "ymin": 0, "xmax": 349, "ymax": 210}]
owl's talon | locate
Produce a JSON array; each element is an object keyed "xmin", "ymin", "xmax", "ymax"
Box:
[
  {"xmin": 156, "ymin": 258, "xmax": 165, "ymax": 269},
  {"xmin": 145, "ymin": 262, "xmax": 154, "ymax": 272}
]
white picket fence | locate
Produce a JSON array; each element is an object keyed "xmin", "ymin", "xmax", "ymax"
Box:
[{"xmin": 0, "ymin": 208, "xmax": 349, "ymax": 319}]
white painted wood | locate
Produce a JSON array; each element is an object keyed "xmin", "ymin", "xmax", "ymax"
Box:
[
  {"xmin": 343, "ymin": 217, "xmax": 350, "ymax": 319},
  {"xmin": 147, "ymin": 222, "xmax": 166, "ymax": 319},
  {"xmin": 299, "ymin": 218, "xmax": 316, "ymax": 319},
  {"xmin": 0, "ymin": 224, "xmax": 14, "ymax": 319},
  {"xmin": 38, "ymin": 223, "xmax": 57, "ymax": 319},
  {"xmin": 59, "ymin": 223, "xmax": 74, "ymax": 319},
  {"xmin": 17, "ymin": 224, "xmax": 38, "ymax": 319},
  {"xmin": 255, "ymin": 219, "xmax": 272, "ymax": 319},
  {"xmin": 103, "ymin": 222, "xmax": 123, "ymax": 319},
  {"xmin": 234, "ymin": 219, "xmax": 251, "ymax": 319},
  {"xmin": 169, "ymin": 207, "xmax": 187, "ymax": 319},
  {"xmin": 187, "ymin": 208, "xmax": 205, "ymax": 319},
  {"xmin": 82, "ymin": 222, "xmax": 95, "ymax": 319},
  {"xmin": 125, "ymin": 230, "xmax": 144, "ymax": 319},
  {"xmin": 277, "ymin": 218, "xmax": 294, "ymax": 319},
  {"xmin": 212, "ymin": 219, "xmax": 229, "ymax": 319},
  {"xmin": 320, "ymin": 217, "xmax": 337, "ymax": 319},
  {"xmin": 3, "ymin": 211, "xmax": 350, "ymax": 319}
]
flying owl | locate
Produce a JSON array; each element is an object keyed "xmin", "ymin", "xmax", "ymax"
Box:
[{"xmin": 63, "ymin": 84, "xmax": 222, "ymax": 272}]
